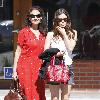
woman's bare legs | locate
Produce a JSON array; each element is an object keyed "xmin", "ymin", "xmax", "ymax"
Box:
[
  {"xmin": 61, "ymin": 84, "xmax": 68, "ymax": 100},
  {"xmin": 67, "ymin": 64, "xmax": 74, "ymax": 98},
  {"xmin": 49, "ymin": 84, "xmax": 59, "ymax": 100},
  {"xmin": 68, "ymin": 85, "xmax": 72, "ymax": 95}
]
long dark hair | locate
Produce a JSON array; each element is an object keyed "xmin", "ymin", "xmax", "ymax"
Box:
[
  {"xmin": 26, "ymin": 6, "xmax": 47, "ymax": 36},
  {"xmin": 53, "ymin": 8, "xmax": 75, "ymax": 39}
]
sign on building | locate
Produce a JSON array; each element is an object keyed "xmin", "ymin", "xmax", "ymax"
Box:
[{"xmin": 4, "ymin": 67, "xmax": 13, "ymax": 79}]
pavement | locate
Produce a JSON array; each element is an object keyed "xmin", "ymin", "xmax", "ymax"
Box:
[{"xmin": 0, "ymin": 89, "xmax": 100, "ymax": 100}]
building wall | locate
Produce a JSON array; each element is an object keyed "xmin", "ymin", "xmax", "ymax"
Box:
[
  {"xmin": 72, "ymin": 0, "xmax": 100, "ymax": 82},
  {"xmin": 73, "ymin": 60, "xmax": 100, "ymax": 89}
]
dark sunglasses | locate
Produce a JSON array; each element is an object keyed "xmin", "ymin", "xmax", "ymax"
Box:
[
  {"xmin": 29, "ymin": 14, "xmax": 42, "ymax": 18},
  {"xmin": 54, "ymin": 18, "xmax": 70, "ymax": 22}
]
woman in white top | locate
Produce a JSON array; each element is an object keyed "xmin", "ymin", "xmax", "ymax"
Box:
[{"xmin": 44, "ymin": 8, "xmax": 77, "ymax": 100}]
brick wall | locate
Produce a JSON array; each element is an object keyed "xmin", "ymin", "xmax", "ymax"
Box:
[{"xmin": 73, "ymin": 60, "xmax": 100, "ymax": 89}]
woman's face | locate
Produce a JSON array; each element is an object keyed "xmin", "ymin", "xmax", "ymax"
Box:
[
  {"xmin": 57, "ymin": 13, "xmax": 68, "ymax": 28},
  {"xmin": 29, "ymin": 9, "xmax": 42, "ymax": 25}
]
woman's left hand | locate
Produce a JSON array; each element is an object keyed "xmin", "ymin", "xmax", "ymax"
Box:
[{"xmin": 56, "ymin": 51, "xmax": 65, "ymax": 57}]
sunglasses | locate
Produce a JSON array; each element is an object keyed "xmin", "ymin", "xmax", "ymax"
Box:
[
  {"xmin": 54, "ymin": 18, "xmax": 70, "ymax": 22},
  {"xmin": 29, "ymin": 14, "xmax": 42, "ymax": 18}
]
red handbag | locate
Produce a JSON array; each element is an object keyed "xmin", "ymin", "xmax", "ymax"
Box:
[{"xmin": 46, "ymin": 56, "xmax": 70, "ymax": 84}]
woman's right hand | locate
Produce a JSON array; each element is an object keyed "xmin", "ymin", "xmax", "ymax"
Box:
[
  {"xmin": 12, "ymin": 71, "xmax": 18, "ymax": 80},
  {"xmin": 56, "ymin": 26, "xmax": 67, "ymax": 37}
]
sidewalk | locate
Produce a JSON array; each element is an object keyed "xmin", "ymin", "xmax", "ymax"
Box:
[
  {"xmin": 69, "ymin": 89, "xmax": 100, "ymax": 100},
  {"xmin": 46, "ymin": 89, "xmax": 100, "ymax": 100},
  {"xmin": 0, "ymin": 89, "xmax": 100, "ymax": 100}
]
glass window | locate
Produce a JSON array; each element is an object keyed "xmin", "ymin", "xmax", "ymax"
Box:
[
  {"xmin": 73, "ymin": 1, "xmax": 100, "ymax": 60},
  {"xmin": 0, "ymin": 0, "xmax": 13, "ymax": 79}
]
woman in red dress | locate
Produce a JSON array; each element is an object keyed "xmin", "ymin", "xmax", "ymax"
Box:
[{"xmin": 13, "ymin": 6, "xmax": 47, "ymax": 100}]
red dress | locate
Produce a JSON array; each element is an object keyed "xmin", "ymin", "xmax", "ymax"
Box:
[{"xmin": 16, "ymin": 27, "xmax": 46, "ymax": 100}]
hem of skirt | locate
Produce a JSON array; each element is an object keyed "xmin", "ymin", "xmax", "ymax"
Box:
[{"xmin": 47, "ymin": 82, "xmax": 69, "ymax": 85}]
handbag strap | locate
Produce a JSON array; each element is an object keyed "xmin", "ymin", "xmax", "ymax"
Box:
[
  {"xmin": 52, "ymin": 56, "xmax": 55, "ymax": 66},
  {"xmin": 51, "ymin": 56, "xmax": 64, "ymax": 66},
  {"xmin": 9, "ymin": 79, "xmax": 26, "ymax": 99},
  {"xmin": 9, "ymin": 79, "xmax": 18, "ymax": 91},
  {"xmin": 9, "ymin": 79, "xmax": 14, "ymax": 90},
  {"xmin": 14, "ymin": 79, "xmax": 20, "ymax": 92}
]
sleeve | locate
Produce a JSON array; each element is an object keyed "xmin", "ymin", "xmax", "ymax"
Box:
[
  {"xmin": 44, "ymin": 32, "xmax": 53, "ymax": 50},
  {"xmin": 73, "ymin": 30, "xmax": 77, "ymax": 41},
  {"xmin": 17, "ymin": 30, "xmax": 26, "ymax": 47}
]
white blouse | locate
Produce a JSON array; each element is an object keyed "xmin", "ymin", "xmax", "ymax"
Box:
[{"xmin": 49, "ymin": 32, "xmax": 72, "ymax": 65}]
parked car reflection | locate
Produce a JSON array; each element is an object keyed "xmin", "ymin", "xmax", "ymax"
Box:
[
  {"xmin": 76, "ymin": 25, "xmax": 100, "ymax": 59},
  {"xmin": 0, "ymin": 20, "xmax": 13, "ymax": 53}
]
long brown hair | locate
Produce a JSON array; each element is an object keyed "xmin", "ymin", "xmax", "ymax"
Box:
[{"xmin": 53, "ymin": 8, "xmax": 75, "ymax": 39}]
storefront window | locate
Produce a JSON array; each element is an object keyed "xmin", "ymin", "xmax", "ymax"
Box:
[
  {"xmin": 0, "ymin": 0, "xmax": 13, "ymax": 79},
  {"xmin": 73, "ymin": 1, "xmax": 100, "ymax": 60}
]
